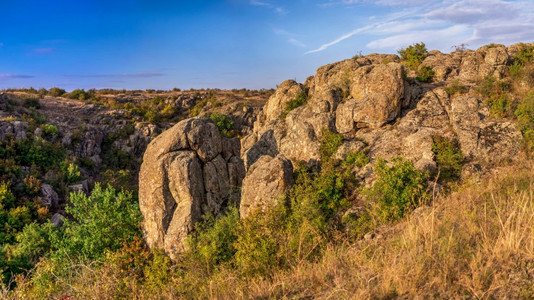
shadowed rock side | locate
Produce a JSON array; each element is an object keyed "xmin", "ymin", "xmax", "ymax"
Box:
[{"xmin": 139, "ymin": 117, "xmax": 245, "ymax": 259}]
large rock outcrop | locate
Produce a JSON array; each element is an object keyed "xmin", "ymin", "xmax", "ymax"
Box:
[
  {"xmin": 139, "ymin": 117, "xmax": 245, "ymax": 259},
  {"xmin": 239, "ymin": 44, "xmax": 525, "ymax": 215}
]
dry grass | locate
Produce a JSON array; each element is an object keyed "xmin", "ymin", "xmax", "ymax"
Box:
[
  {"xmin": 6, "ymin": 164, "xmax": 534, "ymax": 299},
  {"xmin": 204, "ymin": 163, "xmax": 534, "ymax": 299}
]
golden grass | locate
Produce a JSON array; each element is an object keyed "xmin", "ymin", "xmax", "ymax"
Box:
[{"xmin": 6, "ymin": 163, "xmax": 534, "ymax": 299}]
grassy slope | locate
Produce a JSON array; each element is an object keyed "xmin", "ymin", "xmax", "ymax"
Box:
[{"xmin": 6, "ymin": 161, "xmax": 534, "ymax": 299}]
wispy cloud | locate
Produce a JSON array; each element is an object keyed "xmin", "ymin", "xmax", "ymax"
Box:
[
  {"xmin": 306, "ymin": 25, "xmax": 373, "ymax": 54},
  {"xmin": 0, "ymin": 74, "xmax": 34, "ymax": 80},
  {"xmin": 26, "ymin": 47, "xmax": 54, "ymax": 56},
  {"xmin": 274, "ymin": 28, "xmax": 306, "ymax": 48},
  {"xmin": 250, "ymin": 0, "xmax": 287, "ymax": 16},
  {"xmin": 308, "ymin": 0, "xmax": 534, "ymax": 54},
  {"xmin": 64, "ymin": 71, "xmax": 165, "ymax": 78},
  {"xmin": 0, "ymin": 43, "xmax": 3, "ymax": 47}
]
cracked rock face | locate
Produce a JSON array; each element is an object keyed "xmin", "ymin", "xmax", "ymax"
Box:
[{"xmin": 139, "ymin": 117, "xmax": 245, "ymax": 260}]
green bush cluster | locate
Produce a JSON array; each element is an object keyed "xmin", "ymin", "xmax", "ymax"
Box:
[
  {"xmin": 1, "ymin": 184, "xmax": 142, "ymax": 288},
  {"xmin": 515, "ymin": 92, "xmax": 534, "ymax": 151},
  {"xmin": 210, "ymin": 113, "xmax": 235, "ymax": 138},
  {"xmin": 432, "ymin": 135, "xmax": 463, "ymax": 183},
  {"xmin": 40, "ymin": 124, "xmax": 58, "ymax": 137},
  {"xmin": 415, "ymin": 65, "xmax": 435, "ymax": 82},
  {"xmin": 398, "ymin": 42, "xmax": 428, "ymax": 70},
  {"xmin": 319, "ymin": 128, "xmax": 344, "ymax": 162},
  {"xmin": 364, "ymin": 157, "xmax": 430, "ymax": 222},
  {"xmin": 48, "ymin": 87, "xmax": 66, "ymax": 97},
  {"xmin": 281, "ymin": 89, "xmax": 309, "ymax": 118},
  {"xmin": 477, "ymin": 76, "xmax": 513, "ymax": 117}
]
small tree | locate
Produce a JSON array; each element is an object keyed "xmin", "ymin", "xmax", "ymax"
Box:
[{"xmin": 398, "ymin": 42, "xmax": 428, "ymax": 70}]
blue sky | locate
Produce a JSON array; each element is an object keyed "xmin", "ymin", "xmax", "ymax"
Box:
[{"xmin": 1, "ymin": 0, "xmax": 533, "ymax": 90}]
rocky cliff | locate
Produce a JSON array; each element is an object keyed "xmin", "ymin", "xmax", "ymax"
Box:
[{"xmin": 139, "ymin": 43, "xmax": 528, "ymax": 258}]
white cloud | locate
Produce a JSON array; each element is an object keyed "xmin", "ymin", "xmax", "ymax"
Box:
[{"xmin": 308, "ymin": 0, "xmax": 534, "ymax": 54}]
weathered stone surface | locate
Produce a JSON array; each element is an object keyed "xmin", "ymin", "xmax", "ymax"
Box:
[
  {"xmin": 139, "ymin": 117, "xmax": 245, "ymax": 260},
  {"xmin": 50, "ymin": 213, "xmax": 64, "ymax": 228},
  {"xmin": 40, "ymin": 184, "xmax": 59, "ymax": 208},
  {"xmin": 240, "ymin": 155, "xmax": 294, "ymax": 219},
  {"xmin": 263, "ymin": 80, "xmax": 305, "ymax": 123},
  {"xmin": 186, "ymin": 118, "xmax": 222, "ymax": 162},
  {"xmin": 241, "ymin": 46, "xmax": 524, "ymax": 185}
]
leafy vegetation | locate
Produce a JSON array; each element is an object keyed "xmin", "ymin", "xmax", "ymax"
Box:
[
  {"xmin": 415, "ymin": 65, "xmax": 435, "ymax": 82},
  {"xmin": 432, "ymin": 135, "xmax": 463, "ymax": 183},
  {"xmin": 477, "ymin": 76, "xmax": 513, "ymax": 117},
  {"xmin": 363, "ymin": 157, "xmax": 430, "ymax": 223},
  {"xmin": 210, "ymin": 113, "xmax": 235, "ymax": 138},
  {"xmin": 281, "ymin": 89, "xmax": 309, "ymax": 118},
  {"xmin": 398, "ymin": 42, "xmax": 428, "ymax": 70},
  {"xmin": 515, "ymin": 92, "xmax": 534, "ymax": 151},
  {"xmin": 319, "ymin": 128, "xmax": 344, "ymax": 162}
]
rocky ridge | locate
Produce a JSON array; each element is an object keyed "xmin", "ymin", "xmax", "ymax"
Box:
[{"xmin": 139, "ymin": 43, "xmax": 528, "ymax": 258}]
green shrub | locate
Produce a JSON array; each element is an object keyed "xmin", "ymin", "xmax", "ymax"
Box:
[
  {"xmin": 65, "ymin": 89, "xmax": 89, "ymax": 101},
  {"xmin": 210, "ymin": 113, "xmax": 235, "ymax": 138},
  {"xmin": 515, "ymin": 92, "xmax": 534, "ymax": 150},
  {"xmin": 281, "ymin": 90, "xmax": 309, "ymax": 118},
  {"xmin": 431, "ymin": 135, "xmax": 463, "ymax": 183},
  {"xmin": 415, "ymin": 65, "xmax": 435, "ymax": 82},
  {"xmin": 59, "ymin": 160, "xmax": 82, "ymax": 184},
  {"xmin": 364, "ymin": 157, "xmax": 430, "ymax": 222},
  {"xmin": 40, "ymin": 124, "xmax": 58, "ymax": 137},
  {"xmin": 319, "ymin": 128, "xmax": 343, "ymax": 162},
  {"xmin": 342, "ymin": 151, "xmax": 369, "ymax": 168},
  {"xmin": 486, "ymin": 93, "xmax": 512, "ymax": 117},
  {"xmin": 234, "ymin": 204, "xmax": 287, "ymax": 277},
  {"xmin": 514, "ymin": 43, "xmax": 534, "ymax": 66},
  {"xmin": 50, "ymin": 184, "xmax": 142, "ymax": 262},
  {"xmin": 187, "ymin": 207, "xmax": 240, "ymax": 272},
  {"xmin": 15, "ymin": 138, "xmax": 66, "ymax": 171},
  {"xmin": 398, "ymin": 42, "xmax": 428, "ymax": 70},
  {"xmin": 444, "ymin": 80, "xmax": 468, "ymax": 96},
  {"xmin": 48, "ymin": 87, "xmax": 65, "ymax": 97}
]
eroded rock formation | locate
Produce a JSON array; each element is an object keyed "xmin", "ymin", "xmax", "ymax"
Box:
[{"xmin": 139, "ymin": 117, "xmax": 245, "ymax": 259}]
